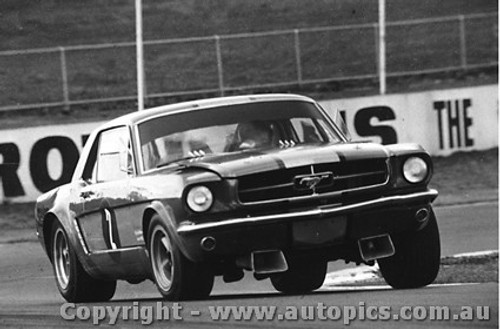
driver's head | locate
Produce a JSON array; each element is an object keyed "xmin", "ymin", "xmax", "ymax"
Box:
[{"xmin": 237, "ymin": 121, "xmax": 273, "ymax": 149}]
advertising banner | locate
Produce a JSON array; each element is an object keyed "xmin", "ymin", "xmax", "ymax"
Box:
[
  {"xmin": 321, "ymin": 85, "xmax": 498, "ymax": 156},
  {"xmin": 0, "ymin": 122, "xmax": 100, "ymax": 203}
]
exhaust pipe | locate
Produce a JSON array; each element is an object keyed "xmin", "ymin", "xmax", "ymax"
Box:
[
  {"xmin": 253, "ymin": 250, "xmax": 288, "ymax": 274},
  {"xmin": 358, "ymin": 234, "xmax": 395, "ymax": 262},
  {"xmin": 235, "ymin": 250, "xmax": 288, "ymax": 274}
]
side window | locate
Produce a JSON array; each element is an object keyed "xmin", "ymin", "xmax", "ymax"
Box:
[
  {"xmin": 81, "ymin": 139, "xmax": 99, "ymax": 183},
  {"xmin": 96, "ymin": 127, "xmax": 132, "ymax": 183},
  {"xmin": 291, "ymin": 118, "xmax": 323, "ymax": 143}
]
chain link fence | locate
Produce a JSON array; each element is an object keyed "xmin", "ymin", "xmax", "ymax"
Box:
[{"xmin": 0, "ymin": 13, "xmax": 497, "ymax": 112}]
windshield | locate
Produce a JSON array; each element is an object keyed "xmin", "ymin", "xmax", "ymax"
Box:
[{"xmin": 137, "ymin": 100, "xmax": 343, "ymax": 171}]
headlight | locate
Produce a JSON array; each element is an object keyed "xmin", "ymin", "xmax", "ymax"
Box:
[
  {"xmin": 186, "ymin": 186, "xmax": 213, "ymax": 212},
  {"xmin": 402, "ymin": 157, "xmax": 428, "ymax": 183}
]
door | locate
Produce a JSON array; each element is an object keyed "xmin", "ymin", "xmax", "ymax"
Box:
[{"xmin": 71, "ymin": 126, "xmax": 137, "ymax": 253}]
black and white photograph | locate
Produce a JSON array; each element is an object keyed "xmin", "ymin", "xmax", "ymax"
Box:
[{"xmin": 0, "ymin": 0, "xmax": 498, "ymax": 327}]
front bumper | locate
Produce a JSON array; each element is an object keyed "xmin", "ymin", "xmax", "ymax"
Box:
[{"xmin": 177, "ymin": 189, "xmax": 438, "ymax": 261}]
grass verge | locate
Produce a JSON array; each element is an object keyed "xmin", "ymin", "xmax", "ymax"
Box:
[
  {"xmin": 430, "ymin": 148, "xmax": 498, "ymax": 205},
  {"xmin": 436, "ymin": 253, "xmax": 498, "ymax": 284},
  {"xmin": 0, "ymin": 0, "xmax": 497, "ymax": 112}
]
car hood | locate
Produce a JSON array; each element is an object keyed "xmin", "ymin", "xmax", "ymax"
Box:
[{"xmin": 174, "ymin": 142, "xmax": 390, "ymax": 178}]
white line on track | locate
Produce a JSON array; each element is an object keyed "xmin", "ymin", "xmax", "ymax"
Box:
[
  {"xmin": 450, "ymin": 250, "xmax": 498, "ymax": 257},
  {"xmin": 320, "ymin": 283, "xmax": 480, "ymax": 292}
]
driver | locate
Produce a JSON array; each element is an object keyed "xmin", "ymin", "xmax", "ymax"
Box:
[{"xmin": 236, "ymin": 120, "xmax": 273, "ymax": 150}]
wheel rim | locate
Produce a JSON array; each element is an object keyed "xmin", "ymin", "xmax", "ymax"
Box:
[
  {"xmin": 53, "ymin": 228, "xmax": 71, "ymax": 290},
  {"xmin": 150, "ymin": 226, "xmax": 174, "ymax": 291}
]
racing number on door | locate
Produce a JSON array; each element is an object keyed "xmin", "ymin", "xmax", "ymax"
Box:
[{"xmin": 102, "ymin": 208, "xmax": 120, "ymax": 250}]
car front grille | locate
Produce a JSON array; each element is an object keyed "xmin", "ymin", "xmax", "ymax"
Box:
[{"xmin": 237, "ymin": 159, "xmax": 389, "ymax": 203}]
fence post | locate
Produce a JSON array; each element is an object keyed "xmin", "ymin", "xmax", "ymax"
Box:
[
  {"xmin": 214, "ymin": 35, "xmax": 225, "ymax": 96},
  {"xmin": 378, "ymin": 0, "xmax": 387, "ymax": 95},
  {"xmin": 458, "ymin": 15, "xmax": 467, "ymax": 69},
  {"xmin": 135, "ymin": 0, "xmax": 145, "ymax": 110},
  {"xmin": 294, "ymin": 29, "xmax": 303, "ymax": 85},
  {"xmin": 59, "ymin": 46, "xmax": 70, "ymax": 111},
  {"xmin": 373, "ymin": 23, "xmax": 379, "ymax": 78}
]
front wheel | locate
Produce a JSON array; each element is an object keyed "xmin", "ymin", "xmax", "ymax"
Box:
[
  {"xmin": 51, "ymin": 221, "xmax": 116, "ymax": 302},
  {"xmin": 378, "ymin": 209, "xmax": 441, "ymax": 289},
  {"xmin": 148, "ymin": 215, "xmax": 214, "ymax": 300},
  {"xmin": 271, "ymin": 256, "xmax": 327, "ymax": 294}
]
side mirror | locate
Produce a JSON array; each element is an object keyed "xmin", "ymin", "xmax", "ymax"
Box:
[{"xmin": 79, "ymin": 178, "xmax": 91, "ymax": 186}]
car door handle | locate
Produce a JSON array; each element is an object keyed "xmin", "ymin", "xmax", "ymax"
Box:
[{"xmin": 80, "ymin": 191, "xmax": 95, "ymax": 199}]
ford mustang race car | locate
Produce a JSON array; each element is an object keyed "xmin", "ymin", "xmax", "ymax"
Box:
[{"xmin": 35, "ymin": 94, "xmax": 440, "ymax": 302}]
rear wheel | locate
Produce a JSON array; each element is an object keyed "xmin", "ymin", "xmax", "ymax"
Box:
[
  {"xmin": 148, "ymin": 215, "xmax": 214, "ymax": 300},
  {"xmin": 51, "ymin": 221, "xmax": 116, "ymax": 302},
  {"xmin": 378, "ymin": 209, "xmax": 441, "ymax": 288},
  {"xmin": 271, "ymin": 256, "xmax": 327, "ymax": 294}
]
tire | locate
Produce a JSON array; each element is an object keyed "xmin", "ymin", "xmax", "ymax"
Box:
[
  {"xmin": 148, "ymin": 215, "xmax": 214, "ymax": 301},
  {"xmin": 51, "ymin": 221, "xmax": 116, "ymax": 302},
  {"xmin": 271, "ymin": 256, "xmax": 327, "ymax": 294},
  {"xmin": 378, "ymin": 209, "xmax": 441, "ymax": 289}
]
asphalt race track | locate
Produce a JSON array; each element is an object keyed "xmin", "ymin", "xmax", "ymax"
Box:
[{"xmin": 0, "ymin": 202, "xmax": 497, "ymax": 328}]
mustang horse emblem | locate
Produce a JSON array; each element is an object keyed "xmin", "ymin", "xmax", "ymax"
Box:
[{"xmin": 295, "ymin": 173, "xmax": 334, "ymax": 190}]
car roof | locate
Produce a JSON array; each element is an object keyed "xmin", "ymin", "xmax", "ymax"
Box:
[{"xmin": 100, "ymin": 93, "xmax": 316, "ymax": 129}]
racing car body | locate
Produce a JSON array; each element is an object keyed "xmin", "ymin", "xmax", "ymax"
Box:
[{"xmin": 35, "ymin": 94, "xmax": 440, "ymax": 301}]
